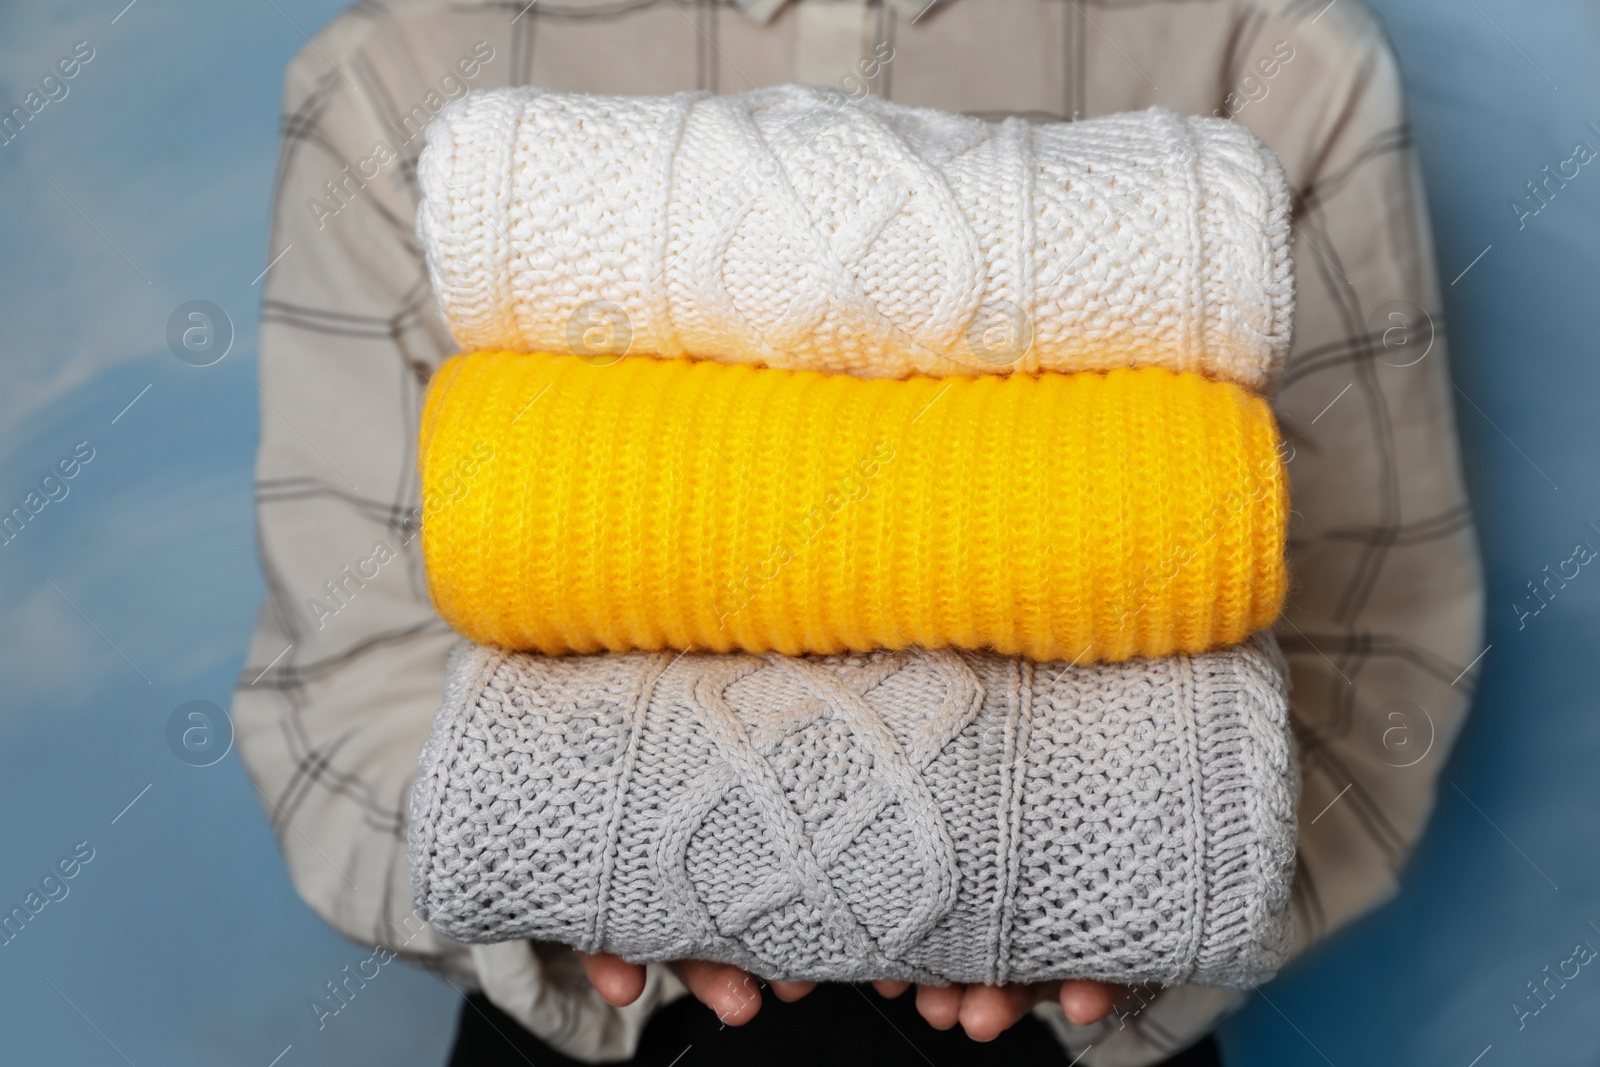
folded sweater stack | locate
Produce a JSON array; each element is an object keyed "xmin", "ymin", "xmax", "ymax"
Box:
[{"xmin": 408, "ymin": 85, "xmax": 1299, "ymax": 990}]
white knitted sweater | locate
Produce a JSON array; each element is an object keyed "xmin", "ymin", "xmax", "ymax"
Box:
[{"xmin": 418, "ymin": 85, "xmax": 1295, "ymax": 391}]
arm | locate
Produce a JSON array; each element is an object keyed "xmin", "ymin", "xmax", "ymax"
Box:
[
  {"xmin": 1044, "ymin": 7, "xmax": 1484, "ymax": 1063},
  {"xmin": 230, "ymin": 21, "xmax": 679, "ymax": 1059}
]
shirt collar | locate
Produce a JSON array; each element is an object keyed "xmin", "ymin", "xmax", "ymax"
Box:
[{"xmin": 735, "ymin": 0, "xmax": 944, "ymax": 26}]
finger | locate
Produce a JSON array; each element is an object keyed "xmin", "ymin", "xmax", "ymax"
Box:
[
  {"xmin": 676, "ymin": 960, "xmax": 764, "ymax": 1025},
  {"xmin": 872, "ymin": 980, "xmax": 911, "ymax": 999},
  {"xmin": 1059, "ymin": 980, "xmax": 1122, "ymax": 1026},
  {"xmin": 576, "ymin": 951, "xmax": 647, "ymax": 1007},
  {"xmin": 768, "ymin": 979, "xmax": 815, "ymax": 1003},
  {"xmin": 957, "ymin": 984, "xmax": 1035, "ymax": 1043},
  {"xmin": 914, "ymin": 984, "xmax": 965, "ymax": 1031}
]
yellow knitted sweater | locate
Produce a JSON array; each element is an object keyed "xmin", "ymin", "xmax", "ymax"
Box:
[{"xmin": 420, "ymin": 350, "xmax": 1287, "ymax": 662}]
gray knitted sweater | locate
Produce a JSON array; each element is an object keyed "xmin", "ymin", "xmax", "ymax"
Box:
[{"xmin": 409, "ymin": 634, "xmax": 1297, "ymax": 988}]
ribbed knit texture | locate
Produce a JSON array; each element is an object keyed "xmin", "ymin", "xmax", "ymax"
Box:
[
  {"xmin": 420, "ymin": 350, "xmax": 1288, "ymax": 662},
  {"xmin": 409, "ymin": 633, "xmax": 1298, "ymax": 988},
  {"xmin": 417, "ymin": 85, "xmax": 1295, "ymax": 391}
]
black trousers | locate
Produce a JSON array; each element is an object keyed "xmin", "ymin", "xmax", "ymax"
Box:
[{"xmin": 449, "ymin": 983, "xmax": 1223, "ymax": 1066}]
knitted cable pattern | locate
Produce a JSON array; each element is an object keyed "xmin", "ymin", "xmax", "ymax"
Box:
[
  {"xmin": 408, "ymin": 633, "xmax": 1298, "ymax": 988},
  {"xmin": 420, "ymin": 350, "xmax": 1288, "ymax": 663},
  {"xmin": 417, "ymin": 85, "xmax": 1295, "ymax": 392}
]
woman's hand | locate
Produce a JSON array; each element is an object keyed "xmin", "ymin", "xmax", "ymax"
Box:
[
  {"xmin": 577, "ymin": 951, "xmax": 1124, "ymax": 1038},
  {"xmin": 872, "ymin": 978, "xmax": 1129, "ymax": 1041},
  {"xmin": 577, "ymin": 952, "xmax": 815, "ymax": 1025}
]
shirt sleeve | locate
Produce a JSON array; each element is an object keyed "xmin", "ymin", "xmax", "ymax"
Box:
[
  {"xmin": 1254, "ymin": 5, "xmax": 1485, "ymax": 960},
  {"xmin": 229, "ymin": 20, "xmax": 679, "ymax": 1058},
  {"xmin": 1055, "ymin": 7, "xmax": 1484, "ymax": 1064}
]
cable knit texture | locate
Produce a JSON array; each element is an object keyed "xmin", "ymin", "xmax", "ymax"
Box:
[
  {"xmin": 417, "ymin": 85, "xmax": 1295, "ymax": 392},
  {"xmin": 419, "ymin": 349, "xmax": 1287, "ymax": 663},
  {"xmin": 409, "ymin": 633, "xmax": 1297, "ymax": 988}
]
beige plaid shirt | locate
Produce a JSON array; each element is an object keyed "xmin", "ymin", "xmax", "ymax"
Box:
[{"xmin": 233, "ymin": 0, "xmax": 1483, "ymax": 1062}]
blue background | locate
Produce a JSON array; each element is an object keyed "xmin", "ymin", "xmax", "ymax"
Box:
[{"xmin": 0, "ymin": 1, "xmax": 1595, "ymax": 1063}]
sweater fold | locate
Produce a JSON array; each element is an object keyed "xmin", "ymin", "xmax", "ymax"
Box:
[
  {"xmin": 408, "ymin": 634, "xmax": 1299, "ymax": 988},
  {"xmin": 417, "ymin": 85, "xmax": 1295, "ymax": 390},
  {"xmin": 420, "ymin": 349, "xmax": 1288, "ymax": 662}
]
